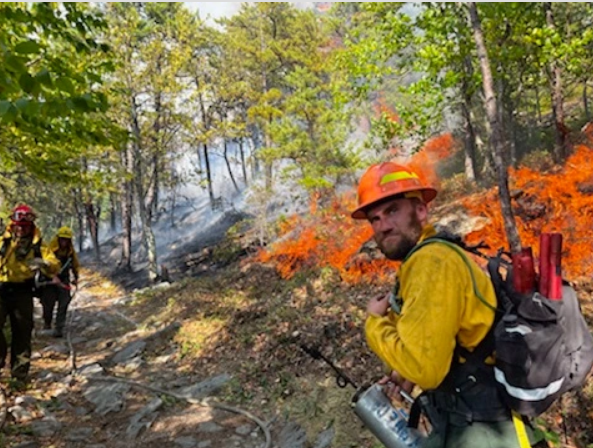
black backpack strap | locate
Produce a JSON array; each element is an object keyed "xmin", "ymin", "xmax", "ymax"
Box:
[
  {"xmin": 0, "ymin": 236, "xmax": 11, "ymax": 258},
  {"xmin": 33, "ymin": 240, "xmax": 42, "ymax": 259}
]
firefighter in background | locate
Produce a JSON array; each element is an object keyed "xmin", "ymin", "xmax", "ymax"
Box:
[
  {"xmin": 40, "ymin": 226, "xmax": 80, "ymax": 338},
  {"xmin": 0, "ymin": 205, "xmax": 60, "ymax": 382}
]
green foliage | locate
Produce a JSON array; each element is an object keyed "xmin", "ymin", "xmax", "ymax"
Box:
[
  {"xmin": 328, "ymin": 1, "xmax": 593, "ymax": 186},
  {"xmin": 222, "ymin": 3, "xmax": 360, "ymax": 195},
  {"xmin": 0, "ymin": 2, "xmax": 126, "ymax": 234},
  {"xmin": 0, "ymin": 3, "xmax": 120, "ymax": 176}
]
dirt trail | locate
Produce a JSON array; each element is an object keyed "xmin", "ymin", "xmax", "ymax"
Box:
[{"xmin": 0, "ymin": 275, "xmax": 275, "ymax": 448}]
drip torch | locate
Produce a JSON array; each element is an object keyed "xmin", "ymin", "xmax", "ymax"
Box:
[
  {"xmin": 540, "ymin": 232, "xmax": 563, "ymax": 300},
  {"xmin": 512, "ymin": 232, "xmax": 563, "ymax": 300},
  {"xmin": 299, "ymin": 343, "xmax": 426, "ymax": 448}
]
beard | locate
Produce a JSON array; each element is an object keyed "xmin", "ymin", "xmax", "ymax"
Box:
[{"xmin": 375, "ymin": 211, "xmax": 423, "ymax": 261}]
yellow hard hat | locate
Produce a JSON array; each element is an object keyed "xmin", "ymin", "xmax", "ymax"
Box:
[{"xmin": 56, "ymin": 226, "xmax": 74, "ymax": 239}]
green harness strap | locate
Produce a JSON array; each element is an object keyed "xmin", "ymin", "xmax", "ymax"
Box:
[{"xmin": 404, "ymin": 238, "xmax": 497, "ymax": 312}]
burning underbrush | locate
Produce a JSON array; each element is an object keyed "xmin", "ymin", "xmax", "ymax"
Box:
[
  {"xmin": 247, "ymin": 141, "xmax": 593, "ymax": 445},
  {"xmin": 256, "ymin": 143, "xmax": 593, "ymax": 283}
]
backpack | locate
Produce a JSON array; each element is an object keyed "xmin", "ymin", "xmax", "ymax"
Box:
[{"xmin": 408, "ymin": 232, "xmax": 593, "ymax": 418}]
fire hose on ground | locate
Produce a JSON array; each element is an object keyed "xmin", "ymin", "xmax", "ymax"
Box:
[
  {"xmin": 64, "ymin": 286, "xmax": 272, "ymax": 448},
  {"xmin": 0, "ymin": 278, "xmax": 273, "ymax": 447}
]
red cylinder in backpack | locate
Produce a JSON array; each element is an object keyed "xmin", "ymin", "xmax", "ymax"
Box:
[
  {"xmin": 538, "ymin": 233, "xmax": 551, "ymax": 298},
  {"xmin": 548, "ymin": 233, "xmax": 563, "ymax": 300},
  {"xmin": 512, "ymin": 247, "xmax": 535, "ymax": 294}
]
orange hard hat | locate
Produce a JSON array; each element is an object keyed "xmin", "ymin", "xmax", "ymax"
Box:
[{"xmin": 351, "ymin": 162, "xmax": 437, "ymax": 219}]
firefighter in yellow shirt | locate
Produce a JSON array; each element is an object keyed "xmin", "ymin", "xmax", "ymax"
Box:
[
  {"xmin": 0, "ymin": 204, "xmax": 60, "ymax": 382},
  {"xmin": 351, "ymin": 163, "xmax": 547, "ymax": 448},
  {"xmin": 40, "ymin": 226, "xmax": 80, "ymax": 338}
]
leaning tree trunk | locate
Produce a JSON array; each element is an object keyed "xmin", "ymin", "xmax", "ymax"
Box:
[
  {"xmin": 468, "ymin": 2, "xmax": 521, "ymax": 254},
  {"xmin": 131, "ymin": 96, "xmax": 158, "ymax": 281},
  {"xmin": 544, "ymin": 2, "xmax": 567, "ymax": 163},
  {"xmin": 203, "ymin": 143, "xmax": 215, "ymax": 207},
  {"xmin": 223, "ymin": 140, "xmax": 240, "ymax": 193}
]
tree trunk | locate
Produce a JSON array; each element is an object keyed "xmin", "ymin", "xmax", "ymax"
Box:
[
  {"xmin": 110, "ymin": 192, "xmax": 118, "ymax": 233},
  {"xmin": 120, "ymin": 143, "xmax": 133, "ymax": 271},
  {"xmin": 170, "ymin": 173, "xmax": 177, "ymax": 228},
  {"xmin": 203, "ymin": 143, "xmax": 215, "ymax": 207},
  {"xmin": 85, "ymin": 201, "xmax": 100, "ymax": 262},
  {"xmin": 535, "ymin": 84, "xmax": 542, "ymax": 125},
  {"xmin": 249, "ymin": 134, "xmax": 259, "ymax": 178},
  {"xmin": 239, "ymin": 137, "xmax": 248, "ymax": 186},
  {"xmin": 468, "ymin": 2, "xmax": 521, "ymax": 254},
  {"xmin": 72, "ymin": 188, "xmax": 85, "ymax": 253},
  {"xmin": 80, "ymin": 156, "xmax": 101, "ymax": 261},
  {"xmin": 147, "ymin": 89, "xmax": 162, "ymax": 223},
  {"xmin": 264, "ymin": 130, "xmax": 273, "ymax": 191},
  {"xmin": 461, "ymin": 103, "xmax": 478, "ymax": 182},
  {"xmin": 507, "ymin": 101, "xmax": 518, "ymax": 167},
  {"xmin": 544, "ymin": 2, "xmax": 567, "ymax": 162},
  {"xmin": 461, "ymin": 58, "xmax": 478, "ymax": 182},
  {"xmin": 584, "ymin": 79, "xmax": 590, "ymax": 121},
  {"xmin": 224, "ymin": 140, "xmax": 240, "ymax": 193},
  {"xmin": 145, "ymin": 152, "xmax": 158, "ymax": 223},
  {"xmin": 479, "ymin": 113, "xmax": 495, "ymax": 180},
  {"xmin": 131, "ymin": 96, "xmax": 158, "ymax": 281},
  {"xmin": 196, "ymin": 144, "xmax": 202, "ymax": 170}
]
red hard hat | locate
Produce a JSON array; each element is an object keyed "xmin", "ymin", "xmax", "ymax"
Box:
[
  {"xmin": 10, "ymin": 204, "xmax": 37, "ymax": 225},
  {"xmin": 351, "ymin": 162, "xmax": 437, "ymax": 219}
]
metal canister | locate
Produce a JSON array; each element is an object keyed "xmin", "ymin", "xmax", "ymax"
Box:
[{"xmin": 352, "ymin": 384, "xmax": 426, "ymax": 448}]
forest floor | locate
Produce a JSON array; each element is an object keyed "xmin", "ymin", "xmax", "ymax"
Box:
[{"xmin": 1, "ymin": 196, "xmax": 593, "ymax": 448}]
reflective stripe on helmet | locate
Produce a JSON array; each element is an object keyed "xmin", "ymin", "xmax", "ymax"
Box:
[{"xmin": 380, "ymin": 171, "xmax": 420, "ymax": 185}]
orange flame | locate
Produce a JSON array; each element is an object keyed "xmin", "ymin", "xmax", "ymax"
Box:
[
  {"xmin": 406, "ymin": 133, "xmax": 456, "ymax": 190},
  {"xmin": 255, "ymin": 138, "xmax": 593, "ymax": 284},
  {"xmin": 255, "ymin": 134, "xmax": 457, "ymax": 283},
  {"xmin": 464, "ymin": 144, "xmax": 593, "ymax": 278}
]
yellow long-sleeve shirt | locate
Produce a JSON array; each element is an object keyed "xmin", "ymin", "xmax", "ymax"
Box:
[
  {"xmin": 49, "ymin": 235, "xmax": 80, "ymax": 281},
  {"xmin": 365, "ymin": 224, "xmax": 497, "ymax": 391},
  {"xmin": 0, "ymin": 226, "xmax": 60, "ymax": 283}
]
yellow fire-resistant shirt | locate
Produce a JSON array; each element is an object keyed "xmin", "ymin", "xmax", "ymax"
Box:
[
  {"xmin": 0, "ymin": 226, "xmax": 60, "ymax": 283},
  {"xmin": 49, "ymin": 235, "xmax": 80, "ymax": 279},
  {"xmin": 365, "ymin": 224, "xmax": 497, "ymax": 391}
]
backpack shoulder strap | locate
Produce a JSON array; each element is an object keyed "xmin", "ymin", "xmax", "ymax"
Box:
[
  {"xmin": 406, "ymin": 234, "xmax": 503, "ymax": 365},
  {"xmin": 0, "ymin": 236, "xmax": 11, "ymax": 258},
  {"xmin": 33, "ymin": 240, "xmax": 42, "ymax": 258},
  {"xmin": 405, "ymin": 236, "xmax": 497, "ymax": 313}
]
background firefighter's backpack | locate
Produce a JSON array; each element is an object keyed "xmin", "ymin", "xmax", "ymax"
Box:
[{"xmin": 410, "ymin": 234, "xmax": 593, "ymax": 417}]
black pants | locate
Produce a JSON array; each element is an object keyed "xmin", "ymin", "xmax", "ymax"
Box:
[
  {"xmin": 41, "ymin": 285, "xmax": 71, "ymax": 333},
  {"xmin": 0, "ymin": 282, "xmax": 34, "ymax": 380}
]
